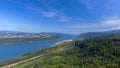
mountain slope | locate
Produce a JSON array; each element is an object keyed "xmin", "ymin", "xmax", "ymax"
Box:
[
  {"xmin": 8, "ymin": 35, "xmax": 120, "ymax": 68},
  {"xmin": 79, "ymin": 29, "xmax": 120, "ymax": 38}
]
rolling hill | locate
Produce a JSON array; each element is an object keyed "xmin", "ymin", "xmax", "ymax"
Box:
[
  {"xmin": 0, "ymin": 31, "xmax": 70, "ymax": 45},
  {"xmin": 79, "ymin": 29, "xmax": 120, "ymax": 38}
]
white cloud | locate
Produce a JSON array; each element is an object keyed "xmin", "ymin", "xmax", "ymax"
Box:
[
  {"xmin": 101, "ymin": 19, "xmax": 120, "ymax": 26},
  {"xmin": 58, "ymin": 15, "xmax": 71, "ymax": 22},
  {"xmin": 108, "ymin": 26, "xmax": 120, "ymax": 31},
  {"xmin": 69, "ymin": 18, "xmax": 120, "ymax": 32},
  {"xmin": 40, "ymin": 11, "xmax": 57, "ymax": 18},
  {"xmin": 70, "ymin": 24, "xmax": 97, "ymax": 29},
  {"xmin": 114, "ymin": 26, "xmax": 120, "ymax": 29},
  {"xmin": 102, "ymin": 16, "xmax": 119, "ymax": 20},
  {"xmin": 78, "ymin": 0, "xmax": 94, "ymax": 9},
  {"xmin": 8, "ymin": 0, "xmax": 71, "ymax": 22}
]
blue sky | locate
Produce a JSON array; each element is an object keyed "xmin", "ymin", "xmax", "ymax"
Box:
[{"xmin": 0, "ymin": 0, "xmax": 120, "ymax": 34}]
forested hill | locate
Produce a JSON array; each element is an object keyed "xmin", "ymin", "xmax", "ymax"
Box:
[
  {"xmin": 79, "ymin": 29, "xmax": 120, "ymax": 38},
  {"xmin": 0, "ymin": 31, "xmax": 70, "ymax": 45},
  {"xmin": 1, "ymin": 35, "xmax": 119, "ymax": 68}
]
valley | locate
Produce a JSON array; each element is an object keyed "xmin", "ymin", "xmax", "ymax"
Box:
[{"xmin": 0, "ymin": 35, "xmax": 120, "ymax": 68}]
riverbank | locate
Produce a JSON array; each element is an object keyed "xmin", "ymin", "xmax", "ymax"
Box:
[
  {"xmin": 0, "ymin": 35, "xmax": 74, "ymax": 61},
  {"xmin": 0, "ymin": 40, "xmax": 72, "ymax": 68},
  {"xmin": 52, "ymin": 39, "xmax": 73, "ymax": 47}
]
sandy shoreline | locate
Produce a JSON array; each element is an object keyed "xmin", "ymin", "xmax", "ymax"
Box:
[{"xmin": 52, "ymin": 39, "xmax": 73, "ymax": 47}]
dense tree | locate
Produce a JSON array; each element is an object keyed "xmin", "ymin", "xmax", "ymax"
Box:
[{"xmin": 15, "ymin": 36, "xmax": 120, "ymax": 68}]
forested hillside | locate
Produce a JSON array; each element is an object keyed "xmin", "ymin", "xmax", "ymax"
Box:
[{"xmin": 12, "ymin": 35, "xmax": 120, "ymax": 68}]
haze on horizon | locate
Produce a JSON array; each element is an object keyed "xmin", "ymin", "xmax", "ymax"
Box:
[{"xmin": 0, "ymin": 0, "xmax": 120, "ymax": 34}]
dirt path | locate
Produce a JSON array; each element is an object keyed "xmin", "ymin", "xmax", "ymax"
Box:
[{"xmin": 1, "ymin": 55, "xmax": 44, "ymax": 68}]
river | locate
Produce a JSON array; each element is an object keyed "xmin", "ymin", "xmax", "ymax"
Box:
[{"xmin": 0, "ymin": 35, "xmax": 75, "ymax": 61}]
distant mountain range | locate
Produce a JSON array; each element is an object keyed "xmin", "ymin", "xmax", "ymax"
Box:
[
  {"xmin": 79, "ymin": 29, "xmax": 120, "ymax": 38},
  {"xmin": 0, "ymin": 31, "xmax": 70, "ymax": 45},
  {"xmin": 0, "ymin": 31, "xmax": 27, "ymax": 35},
  {"xmin": 0, "ymin": 31, "xmax": 70, "ymax": 36}
]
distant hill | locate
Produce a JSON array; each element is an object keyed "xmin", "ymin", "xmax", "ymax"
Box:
[
  {"xmin": 79, "ymin": 29, "xmax": 120, "ymax": 38},
  {"xmin": 0, "ymin": 31, "xmax": 70, "ymax": 45},
  {"xmin": 0, "ymin": 31, "xmax": 27, "ymax": 35}
]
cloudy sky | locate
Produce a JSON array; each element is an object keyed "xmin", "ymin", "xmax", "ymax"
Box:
[{"xmin": 0, "ymin": 0, "xmax": 120, "ymax": 34}]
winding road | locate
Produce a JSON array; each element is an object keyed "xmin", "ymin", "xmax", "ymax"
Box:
[{"xmin": 1, "ymin": 55, "xmax": 44, "ymax": 68}]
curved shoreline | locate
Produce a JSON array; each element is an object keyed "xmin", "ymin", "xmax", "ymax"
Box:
[
  {"xmin": 0, "ymin": 39, "xmax": 73, "ymax": 68},
  {"xmin": 52, "ymin": 39, "xmax": 73, "ymax": 47}
]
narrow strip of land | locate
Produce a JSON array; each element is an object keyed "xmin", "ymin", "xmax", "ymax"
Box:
[
  {"xmin": 1, "ymin": 54, "xmax": 44, "ymax": 68},
  {"xmin": 52, "ymin": 39, "xmax": 72, "ymax": 46}
]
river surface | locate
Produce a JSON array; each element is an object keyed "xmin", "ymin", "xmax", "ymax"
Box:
[{"xmin": 0, "ymin": 35, "xmax": 75, "ymax": 61}]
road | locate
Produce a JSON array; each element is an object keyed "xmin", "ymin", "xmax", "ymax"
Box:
[{"xmin": 1, "ymin": 55, "xmax": 44, "ymax": 68}]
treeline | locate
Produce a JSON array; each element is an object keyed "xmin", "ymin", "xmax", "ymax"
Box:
[{"xmin": 73, "ymin": 35, "xmax": 120, "ymax": 68}]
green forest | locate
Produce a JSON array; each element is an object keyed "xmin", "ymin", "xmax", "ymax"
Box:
[{"xmin": 12, "ymin": 35, "xmax": 120, "ymax": 68}]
